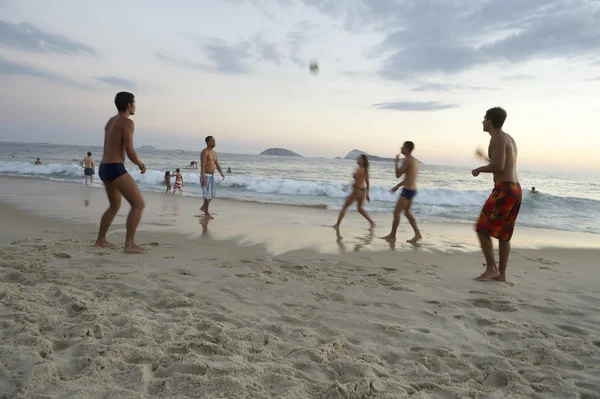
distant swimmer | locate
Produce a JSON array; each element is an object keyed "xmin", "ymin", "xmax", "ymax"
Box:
[
  {"xmin": 80, "ymin": 151, "xmax": 95, "ymax": 186},
  {"xmin": 333, "ymin": 154, "xmax": 375, "ymax": 230},
  {"xmin": 189, "ymin": 161, "xmax": 198, "ymax": 169},
  {"xmin": 472, "ymin": 107, "xmax": 521, "ymax": 283},
  {"xmin": 382, "ymin": 141, "xmax": 421, "ymax": 243},
  {"xmin": 200, "ymin": 136, "xmax": 225, "ymax": 219},
  {"xmin": 95, "ymin": 91, "xmax": 147, "ymax": 253},
  {"xmin": 172, "ymin": 168, "xmax": 183, "ymax": 194},
  {"xmin": 227, "ymin": 167, "xmax": 231, "ymax": 173},
  {"xmin": 531, "ymin": 186, "xmax": 538, "ymax": 194},
  {"xmin": 34, "ymin": 158, "xmax": 42, "ymax": 165}
]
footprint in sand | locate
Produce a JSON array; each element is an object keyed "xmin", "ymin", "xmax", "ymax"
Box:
[{"xmin": 469, "ymin": 298, "xmax": 518, "ymax": 313}]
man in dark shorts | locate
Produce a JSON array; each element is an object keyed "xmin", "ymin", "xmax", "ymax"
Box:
[
  {"xmin": 383, "ymin": 141, "xmax": 421, "ymax": 243},
  {"xmin": 80, "ymin": 151, "xmax": 95, "ymax": 186},
  {"xmin": 472, "ymin": 107, "xmax": 521, "ymax": 282},
  {"xmin": 95, "ymin": 92, "xmax": 147, "ymax": 253}
]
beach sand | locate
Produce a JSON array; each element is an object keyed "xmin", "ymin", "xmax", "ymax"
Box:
[{"xmin": 1, "ymin": 176, "xmax": 599, "ymax": 398}]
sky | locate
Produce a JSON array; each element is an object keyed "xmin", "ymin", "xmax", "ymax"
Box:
[{"xmin": 1, "ymin": 0, "xmax": 599, "ymax": 172}]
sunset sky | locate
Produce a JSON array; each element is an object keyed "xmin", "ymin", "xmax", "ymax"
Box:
[{"xmin": 1, "ymin": 0, "xmax": 599, "ymax": 172}]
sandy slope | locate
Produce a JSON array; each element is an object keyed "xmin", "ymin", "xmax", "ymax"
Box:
[{"xmin": 1, "ymin": 202, "xmax": 599, "ymax": 398}]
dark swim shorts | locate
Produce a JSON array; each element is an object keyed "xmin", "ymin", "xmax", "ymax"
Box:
[
  {"xmin": 99, "ymin": 163, "xmax": 127, "ymax": 184},
  {"xmin": 476, "ymin": 182, "xmax": 522, "ymax": 241},
  {"xmin": 401, "ymin": 188, "xmax": 417, "ymax": 200},
  {"xmin": 84, "ymin": 167, "xmax": 94, "ymax": 176}
]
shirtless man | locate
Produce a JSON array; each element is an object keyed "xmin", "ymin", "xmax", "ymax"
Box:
[
  {"xmin": 95, "ymin": 92, "xmax": 147, "ymax": 253},
  {"xmin": 382, "ymin": 141, "xmax": 421, "ymax": 243},
  {"xmin": 80, "ymin": 151, "xmax": 95, "ymax": 186},
  {"xmin": 472, "ymin": 107, "xmax": 521, "ymax": 282},
  {"xmin": 200, "ymin": 136, "xmax": 225, "ymax": 219}
]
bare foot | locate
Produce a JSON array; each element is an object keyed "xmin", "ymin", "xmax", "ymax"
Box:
[
  {"xmin": 381, "ymin": 234, "xmax": 395, "ymax": 241},
  {"xmin": 369, "ymin": 222, "xmax": 376, "ymax": 230},
  {"xmin": 474, "ymin": 267, "xmax": 500, "ymax": 281},
  {"xmin": 95, "ymin": 239, "xmax": 115, "ymax": 248},
  {"xmin": 492, "ymin": 275, "xmax": 507, "ymax": 283},
  {"xmin": 332, "ymin": 224, "xmax": 340, "ymax": 229},
  {"xmin": 205, "ymin": 213, "xmax": 215, "ymax": 220},
  {"xmin": 124, "ymin": 244, "xmax": 148, "ymax": 254},
  {"xmin": 407, "ymin": 233, "xmax": 422, "ymax": 244}
]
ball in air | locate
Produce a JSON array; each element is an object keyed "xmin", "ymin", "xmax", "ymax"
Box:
[{"xmin": 309, "ymin": 60, "xmax": 319, "ymax": 75}]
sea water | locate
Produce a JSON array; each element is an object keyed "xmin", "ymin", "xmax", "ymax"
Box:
[{"xmin": 1, "ymin": 141, "xmax": 599, "ymax": 234}]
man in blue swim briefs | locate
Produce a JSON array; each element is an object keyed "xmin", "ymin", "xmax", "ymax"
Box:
[
  {"xmin": 200, "ymin": 135, "xmax": 225, "ymax": 219},
  {"xmin": 95, "ymin": 92, "xmax": 148, "ymax": 253},
  {"xmin": 383, "ymin": 141, "xmax": 422, "ymax": 244}
]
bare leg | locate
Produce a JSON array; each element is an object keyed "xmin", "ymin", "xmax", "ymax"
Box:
[
  {"xmin": 95, "ymin": 183, "xmax": 121, "ymax": 248},
  {"xmin": 356, "ymin": 195, "xmax": 375, "ymax": 230},
  {"xmin": 475, "ymin": 232, "xmax": 499, "ymax": 281},
  {"xmin": 333, "ymin": 194, "xmax": 355, "ymax": 228},
  {"xmin": 494, "ymin": 240, "xmax": 511, "ymax": 282},
  {"xmin": 90, "ymin": 176, "xmax": 94, "ymax": 185},
  {"xmin": 85, "ymin": 176, "xmax": 89, "ymax": 186},
  {"xmin": 202, "ymin": 199, "xmax": 214, "ymax": 219},
  {"xmin": 110, "ymin": 174, "xmax": 147, "ymax": 253},
  {"xmin": 382, "ymin": 197, "xmax": 407, "ymax": 240},
  {"xmin": 405, "ymin": 204, "xmax": 421, "ymax": 243}
]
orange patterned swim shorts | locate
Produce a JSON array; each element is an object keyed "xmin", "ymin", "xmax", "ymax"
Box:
[{"xmin": 476, "ymin": 182, "xmax": 522, "ymax": 241}]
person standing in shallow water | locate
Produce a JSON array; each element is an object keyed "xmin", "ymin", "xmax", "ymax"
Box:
[
  {"xmin": 472, "ymin": 107, "xmax": 522, "ymax": 282},
  {"xmin": 333, "ymin": 154, "xmax": 375, "ymax": 230},
  {"xmin": 95, "ymin": 92, "xmax": 147, "ymax": 253},
  {"xmin": 80, "ymin": 151, "xmax": 95, "ymax": 186}
]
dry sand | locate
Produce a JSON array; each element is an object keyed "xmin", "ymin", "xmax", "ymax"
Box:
[{"xmin": 1, "ymin": 177, "xmax": 599, "ymax": 398}]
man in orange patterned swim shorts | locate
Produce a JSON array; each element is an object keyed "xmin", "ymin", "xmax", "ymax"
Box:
[{"xmin": 472, "ymin": 107, "xmax": 521, "ymax": 283}]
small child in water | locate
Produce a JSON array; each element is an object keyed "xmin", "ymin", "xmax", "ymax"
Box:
[{"xmin": 163, "ymin": 171, "xmax": 172, "ymax": 194}]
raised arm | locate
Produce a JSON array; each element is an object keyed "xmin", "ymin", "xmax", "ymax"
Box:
[
  {"xmin": 394, "ymin": 155, "xmax": 408, "ymax": 178},
  {"xmin": 123, "ymin": 120, "xmax": 145, "ymax": 171},
  {"xmin": 474, "ymin": 135, "xmax": 506, "ymax": 174}
]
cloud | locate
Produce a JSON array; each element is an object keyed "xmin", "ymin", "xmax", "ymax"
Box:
[
  {"xmin": 503, "ymin": 74, "xmax": 536, "ymax": 81},
  {"xmin": 411, "ymin": 83, "xmax": 495, "ymax": 92},
  {"xmin": 301, "ymin": 0, "xmax": 600, "ymax": 80},
  {"xmin": 159, "ymin": 33, "xmax": 304, "ymax": 73},
  {"xmin": 372, "ymin": 101, "xmax": 459, "ymax": 112},
  {"xmin": 411, "ymin": 83, "xmax": 458, "ymax": 92},
  {"xmin": 253, "ymin": 34, "xmax": 285, "ymax": 65},
  {"xmin": 0, "ymin": 19, "xmax": 95, "ymax": 55},
  {"xmin": 95, "ymin": 75, "xmax": 136, "ymax": 90},
  {"xmin": 0, "ymin": 55, "xmax": 88, "ymax": 88}
]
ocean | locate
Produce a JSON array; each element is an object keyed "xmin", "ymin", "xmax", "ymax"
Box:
[{"xmin": 1, "ymin": 141, "xmax": 599, "ymax": 235}]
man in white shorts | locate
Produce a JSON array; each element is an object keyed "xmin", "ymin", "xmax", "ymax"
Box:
[{"xmin": 200, "ymin": 136, "xmax": 225, "ymax": 219}]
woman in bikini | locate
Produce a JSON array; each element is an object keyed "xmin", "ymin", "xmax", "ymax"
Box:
[{"xmin": 333, "ymin": 154, "xmax": 375, "ymax": 230}]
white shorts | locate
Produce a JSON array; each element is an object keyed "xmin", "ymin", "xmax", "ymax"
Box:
[{"xmin": 202, "ymin": 174, "xmax": 215, "ymax": 199}]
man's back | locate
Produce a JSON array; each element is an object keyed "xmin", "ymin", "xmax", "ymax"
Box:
[
  {"xmin": 102, "ymin": 115, "xmax": 130, "ymax": 163},
  {"xmin": 404, "ymin": 157, "xmax": 418, "ymax": 190},
  {"xmin": 493, "ymin": 133, "xmax": 518, "ymax": 183}
]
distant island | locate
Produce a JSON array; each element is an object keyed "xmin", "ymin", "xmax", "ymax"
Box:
[
  {"xmin": 137, "ymin": 145, "xmax": 156, "ymax": 151},
  {"xmin": 343, "ymin": 149, "xmax": 423, "ymax": 164},
  {"xmin": 260, "ymin": 148, "xmax": 303, "ymax": 157}
]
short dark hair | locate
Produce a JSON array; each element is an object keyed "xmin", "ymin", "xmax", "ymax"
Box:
[
  {"xmin": 404, "ymin": 141, "xmax": 415, "ymax": 153},
  {"xmin": 115, "ymin": 92, "xmax": 135, "ymax": 112},
  {"xmin": 485, "ymin": 107, "xmax": 507, "ymax": 129},
  {"xmin": 176, "ymin": 168, "xmax": 180, "ymax": 172},
  {"xmin": 87, "ymin": 151, "xmax": 92, "ymax": 156},
  {"xmin": 205, "ymin": 136, "xmax": 213, "ymax": 144}
]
